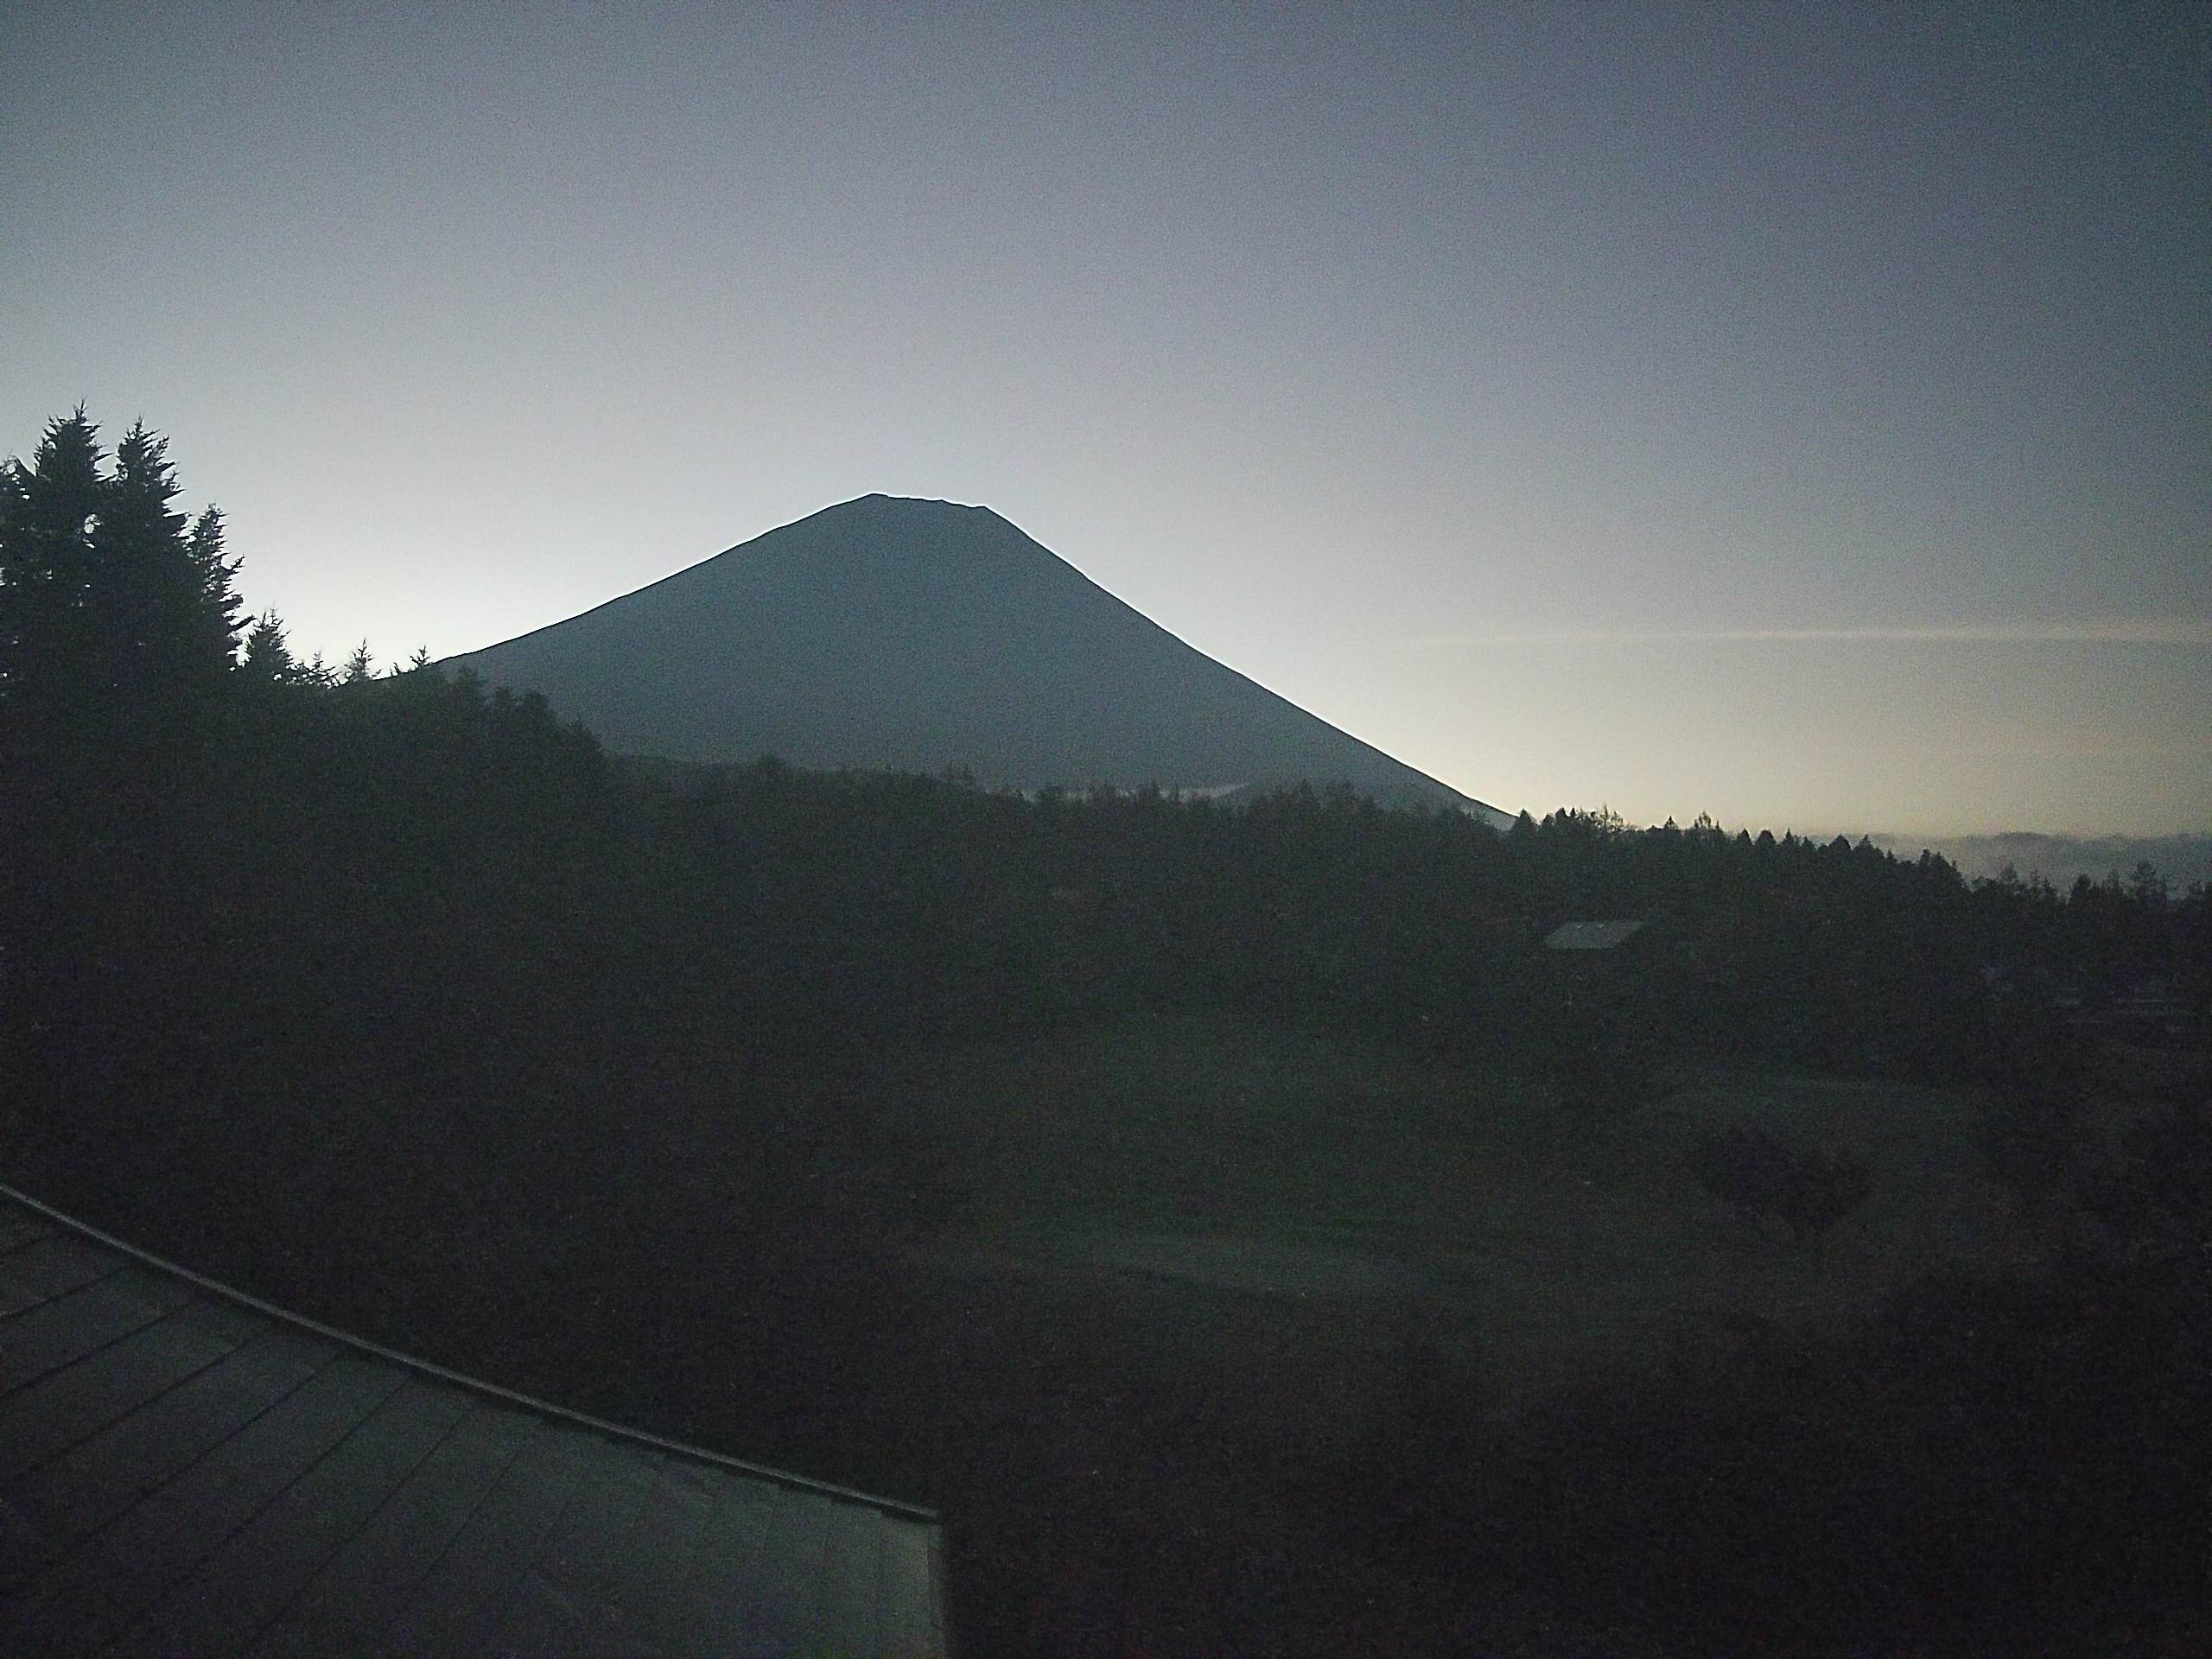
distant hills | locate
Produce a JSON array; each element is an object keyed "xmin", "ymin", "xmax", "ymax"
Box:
[
  {"xmin": 444, "ymin": 494, "xmax": 1510, "ymax": 822},
  {"xmin": 1864, "ymin": 832, "xmax": 2212, "ymax": 891}
]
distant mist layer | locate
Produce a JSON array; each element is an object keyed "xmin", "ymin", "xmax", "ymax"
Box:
[{"xmin": 1864, "ymin": 832, "xmax": 2212, "ymax": 890}]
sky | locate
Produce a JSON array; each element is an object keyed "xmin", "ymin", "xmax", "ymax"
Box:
[{"xmin": 5, "ymin": 1, "xmax": 2207, "ymax": 836}]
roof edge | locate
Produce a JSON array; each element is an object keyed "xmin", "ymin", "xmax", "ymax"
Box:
[{"xmin": 0, "ymin": 1180, "xmax": 938, "ymax": 1523}]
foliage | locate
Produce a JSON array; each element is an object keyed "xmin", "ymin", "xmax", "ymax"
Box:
[
  {"xmin": 1688, "ymin": 1122, "xmax": 1872, "ymax": 1246},
  {"xmin": 0, "ymin": 410, "xmax": 242, "ymax": 736},
  {"xmin": 1462, "ymin": 1246, "xmax": 2212, "ymax": 1652},
  {"xmin": 1977, "ymin": 1083, "xmax": 2083, "ymax": 1204},
  {"xmin": 2077, "ymin": 1093, "xmax": 2212, "ymax": 1257},
  {"xmin": 7, "ymin": 409, "xmax": 2211, "ymax": 1655},
  {"xmin": 8, "ymin": 410, "xmax": 2198, "ymax": 1154},
  {"xmin": 240, "ymin": 610, "xmax": 296, "ymax": 682}
]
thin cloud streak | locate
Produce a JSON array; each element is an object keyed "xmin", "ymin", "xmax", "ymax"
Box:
[{"xmin": 1414, "ymin": 620, "xmax": 2212, "ymax": 649}]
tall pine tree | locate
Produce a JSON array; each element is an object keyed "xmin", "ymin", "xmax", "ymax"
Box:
[
  {"xmin": 3, "ymin": 414, "xmax": 251, "ymax": 1126},
  {"xmin": 239, "ymin": 609, "xmax": 298, "ymax": 683},
  {"xmin": 0, "ymin": 412, "xmax": 245, "ymax": 741},
  {"xmin": 0, "ymin": 410, "xmax": 105, "ymax": 733}
]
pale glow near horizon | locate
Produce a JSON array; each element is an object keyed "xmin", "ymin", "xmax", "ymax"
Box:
[{"xmin": 3, "ymin": 3, "xmax": 2205, "ymax": 836}]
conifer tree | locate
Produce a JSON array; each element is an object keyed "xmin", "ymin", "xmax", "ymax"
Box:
[
  {"xmin": 240, "ymin": 610, "xmax": 297, "ymax": 683},
  {"xmin": 186, "ymin": 506, "xmax": 245, "ymax": 664},
  {"xmin": 0, "ymin": 410, "xmax": 105, "ymax": 726},
  {"xmin": 0, "ymin": 412, "xmax": 245, "ymax": 734},
  {"xmin": 98, "ymin": 421, "xmax": 226, "ymax": 712}
]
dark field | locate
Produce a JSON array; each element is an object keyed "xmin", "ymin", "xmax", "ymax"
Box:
[{"xmin": 14, "ymin": 1013, "xmax": 2201, "ymax": 1655}]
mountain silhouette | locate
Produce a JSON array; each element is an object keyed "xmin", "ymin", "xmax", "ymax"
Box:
[{"xmin": 445, "ymin": 494, "xmax": 1509, "ymax": 820}]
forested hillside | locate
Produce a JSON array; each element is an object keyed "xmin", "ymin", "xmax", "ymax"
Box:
[
  {"xmin": 7, "ymin": 413, "xmax": 2209, "ymax": 1655},
  {"xmin": 442, "ymin": 492, "xmax": 1503, "ymax": 815}
]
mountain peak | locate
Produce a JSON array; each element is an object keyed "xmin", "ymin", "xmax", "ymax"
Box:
[
  {"xmin": 828, "ymin": 492, "xmax": 995, "ymax": 518},
  {"xmin": 447, "ymin": 503, "xmax": 1509, "ymax": 822}
]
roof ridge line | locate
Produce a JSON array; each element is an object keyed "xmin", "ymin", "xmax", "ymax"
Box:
[{"xmin": 0, "ymin": 1181, "xmax": 938, "ymax": 1523}]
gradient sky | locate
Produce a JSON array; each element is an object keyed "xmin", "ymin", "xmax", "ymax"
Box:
[{"xmin": 7, "ymin": 1, "xmax": 2207, "ymax": 834}]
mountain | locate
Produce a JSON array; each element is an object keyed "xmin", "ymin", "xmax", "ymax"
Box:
[{"xmin": 444, "ymin": 494, "xmax": 1510, "ymax": 822}]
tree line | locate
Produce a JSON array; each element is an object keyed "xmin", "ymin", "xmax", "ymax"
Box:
[
  {"xmin": 8, "ymin": 410, "xmax": 2211, "ymax": 1653},
  {"xmin": 5, "ymin": 410, "xmax": 2206, "ymax": 1143}
]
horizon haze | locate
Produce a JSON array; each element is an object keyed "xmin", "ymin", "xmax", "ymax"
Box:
[{"xmin": 5, "ymin": 2, "xmax": 2206, "ymax": 835}]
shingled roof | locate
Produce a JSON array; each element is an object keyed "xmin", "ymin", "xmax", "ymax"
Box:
[{"xmin": 0, "ymin": 1185, "xmax": 945, "ymax": 1656}]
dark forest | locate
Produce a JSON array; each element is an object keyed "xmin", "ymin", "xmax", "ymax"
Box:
[{"xmin": 7, "ymin": 415, "xmax": 2209, "ymax": 1654}]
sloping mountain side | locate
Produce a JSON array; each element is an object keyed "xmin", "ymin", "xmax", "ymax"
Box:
[{"xmin": 444, "ymin": 494, "xmax": 1510, "ymax": 821}]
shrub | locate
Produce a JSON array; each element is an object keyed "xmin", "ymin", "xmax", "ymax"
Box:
[
  {"xmin": 2077, "ymin": 1093, "xmax": 2212, "ymax": 1255},
  {"xmin": 1977, "ymin": 1083, "xmax": 2082, "ymax": 1204},
  {"xmin": 1688, "ymin": 1122, "xmax": 1872, "ymax": 1247}
]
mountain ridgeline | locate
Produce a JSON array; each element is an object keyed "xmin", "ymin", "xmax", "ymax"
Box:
[
  {"xmin": 444, "ymin": 494, "xmax": 1510, "ymax": 820},
  {"xmin": 13, "ymin": 412, "xmax": 2212, "ymax": 1656}
]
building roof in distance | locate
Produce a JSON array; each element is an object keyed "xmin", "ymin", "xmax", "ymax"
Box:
[
  {"xmin": 0, "ymin": 1185, "xmax": 945, "ymax": 1657},
  {"xmin": 1543, "ymin": 919, "xmax": 1647, "ymax": 951}
]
